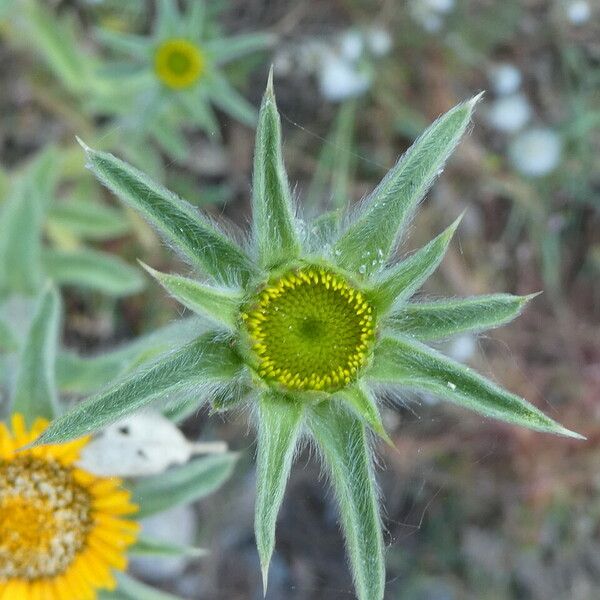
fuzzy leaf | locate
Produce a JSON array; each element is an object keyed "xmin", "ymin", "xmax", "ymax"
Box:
[
  {"xmin": 336, "ymin": 384, "xmax": 392, "ymax": 445},
  {"xmin": 334, "ymin": 96, "xmax": 480, "ymax": 276},
  {"xmin": 141, "ymin": 262, "xmax": 241, "ymax": 328},
  {"xmin": 207, "ymin": 32, "xmax": 275, "ymax": 65},
  {"xmin": 114, "ymin": 572, "xmax": 187, "ymax": 600},
  {"xmin": 368, "ymin": 336, "xmax": 584, "ymax": 439},
  {"xmin": 255, "ymin": 392, "xmax": 304, "ymax": 592},
  {"xmin": 79, "ymin": 142, "xmax": 256, "ymax": 286},
  {"xmin": 387, "ymin": 293, "xmax": 537, "ymax": 340},
  {"xmin": 129, "ymin": 536, "xmax": 207, "ymax": 558},
  {"xmin": 370, "ymin": 216, "xmax": 461, "ymax": 313},
  {"xmin": 310, "ymin": 402, "xmax": 385, "ymax": 600},
  {"xmin": 48, "ymin": 199, "xmax": 130, "ymax": 240},
  {"xmin": 132, "ymin": 452, "xmax": 238, "ymax": 518},
  {"xmin": 32, "ymin": 332, "xmax": 242, "ymax": 446},
  {"xmin": 13, "ymin": 285, "xmax": 61, "ymax": 425},
  {"xmin": 56, "ymin": 317, "xmax": 205, "ymax": 395},
  {"xmin": 252, "ymin": 71, "xmax": 301, "ymax": 268},
  {"xmin": 43, "ymin": 248, "xmax": 145, "ymax": 297}
]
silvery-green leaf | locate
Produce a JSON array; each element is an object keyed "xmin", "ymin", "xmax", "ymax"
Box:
[
  {"xmin": 150, "ymin": 119, "xmax": 189, "ymax": 162},
  {"xmin": 114, "ymin": 572, "xmax": 187, "ymax": 600},
  {"xmin": 368, "ymin": 335, "xmax": 584, "ymax": 439},
  {"xmin": 79, "ymin": 142, "xmax": 256, "ymax": 286},
  {"xmin": 184, "ymin": 1, "xmax": 206, "ymax": 38},
  {"xmin": 387, "ymin": 293, "xmax": 537, "ymax": 340},
  {"xmin": 206, "ymin": 32, "xmax": 275, "ymax": 65},
  {"xmin": 141, "ymin": 262, "xmax": 241, "ymax": 328},
  {"xmin": 13, "ymin": 285, "xmax": 61, "ymax": 425},
  {"xmin": 94, "ymin": 27, "xmax": 150, "ymax": 59},
  {"xmin": 178, "ymin": 91, "xmax": 220, "ymax": 136},
  {"xmin": 335, "ymin": 384, "xmax": 392, "ymax": 445},
  {"xmin": 129, "ymin": 536, "xmax": 207, "ymax": 559},
  {"xmin": 334, "ymin": 95, "xmax": 480, "ymax": 276},
  {"xmin": 0, "ymin": 318, "xmax": 18, "ymax": 353},
  {"xmin": 43, "ymin": 248, "xmax": 145, "ymax": 297},
  {"xmin": 208, "ymin": 71, "xmax": 257, "ymax": 127},
  {"xmin": 48, "ymin": 198, "xmax": 130, "ymax": 240},
  {"xmin": 309, "ymin": 402, "xmax": 385, "ymax": 600},
  {"xmin": 255, "ymin": 392, "xmax": 304, "ymax": 592},
  {"xmin": 369, "ymin": 216, "xmax": 461, "ymax": 313},
  {"xmin": 155, "ymin": 0, "xmax": 179, "ymax": 38},
  {"xmin": 132, "ymin": 452, "xmax": 238, "ymax": 518},
  {"xmin": 252, "ymin": 70, "xmax": 301, "ymax": 268},
  {"xmin": 32, "ymin": 332, "xmax": 242, "ymax": 446},
  {"xmin": 56, "ymin": 317, "xmax": 204, "ymax": 395}
]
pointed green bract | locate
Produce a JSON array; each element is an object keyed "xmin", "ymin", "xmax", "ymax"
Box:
[
  {"xmin": 336, "ymin": 384, "xmax": 392, "ymax": 445},
  {"xmin": 206, "ymin": 33, "xmax": 275, "ymax": 65},
  {"xmin": 43, "ymin": 248, "xmax": 145, "ymax": 297},
  {"xmin": 368, "ymin": 336, "xmax": 583, "ymax": 439},
  {"xmin": 129, "ymin": 537, "xmax": 207, "ymax": 559},
  {"xmin": 132, "ymin": 452, "xmax": 238, "ymax": 518},
  {"xmin": 334, "ymin": 96, "xmax": 480, "ymax": 276},
  {"xmin": 32, "ymin": 333, "xmax": 242, "ymax": 446},
  {"xmin": 387, "ymin": 293, "xmax": 536, "ymax": 340},
  {"xmin": 13, "ymin": 285, "xmax": 61, "ymax": 425},
  {"xmin": 255, "ymin": 392, "xmax": 304, "ymax": 592},
  {"xmin": 252, "ymin": 71, "xmax": 301, "ymax": 268},
  {"xmin": 310, "ymin": 403, "xmax": 385, "ymax": 600},
  {"xmin": 80, "ymin": 142, "xmax": 256, "ymax": 286},
  {"xmin": 141, "ymin": 262, "xmax": 241, "ymax": 328},
  {"xmin": 209, "ymin": 72, "xmax": 257, "ymax": 127},
  {"xmin": 370, "ymin": 216, "xmax": 461, "ymax": 313},
  {"xmin": 114, "ymin": 572, "xmax": 187, "ymax": 600},
  {"xmin": 0, "ymin": 319, "xmax": 17, "ymax": 353}
]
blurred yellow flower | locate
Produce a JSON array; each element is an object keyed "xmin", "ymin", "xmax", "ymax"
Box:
[
  {"xmin": 154, "ymin": 38, "xmax": 205, "ymax": 89},
  {"xmin": 0, "ymin": 414, "xmax": 139, "ymax": 600}
]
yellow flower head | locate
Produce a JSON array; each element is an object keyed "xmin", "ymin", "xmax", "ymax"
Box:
[
  {"xmin": 154, "ymin": 38, "xmax": 205, "ymax": 90},
  {"xmin": 0, "ymin": 414, "xmax": 139, "ymax": 600},
  {"xmin": 242, "ymin": 266, "xmax": 375, "ymax": 392}
]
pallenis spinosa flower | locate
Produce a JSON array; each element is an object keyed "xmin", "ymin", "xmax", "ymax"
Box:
[{"xmin": 34, "ymin": 73, "xmax": 583, "ymax": 600}]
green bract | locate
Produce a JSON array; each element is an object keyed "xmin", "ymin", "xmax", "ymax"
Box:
[
  {"xmin": 94, "ymin": 0, "xmax": 274, "ymax": 161},
  {"xmin": 36, "ymin": 76, "xmax": 583, "ymax": 600}
]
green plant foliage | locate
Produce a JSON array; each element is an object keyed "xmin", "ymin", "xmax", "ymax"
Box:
[
  {"xmin": 129, "ymin": 537, "xmax": 207, "ymax": 559},
  {"xmin": 37, "ymin": 80, "xmax": 582, "ymax": 600}
]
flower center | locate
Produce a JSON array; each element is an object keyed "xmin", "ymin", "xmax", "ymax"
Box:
[
  {"xmin": 242, "ymin": 266, "xmax": 375, "ymax": 392},
  {"xmin": 154, "ymin": 38, "xmax": 205, "ymax": 89},
  {"xmin": 0, "ymin": 456, "xmax": 92, "ymax": 580}
]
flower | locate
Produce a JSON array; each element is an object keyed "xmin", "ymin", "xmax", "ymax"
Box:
[
  {"xmin": 0, "ymin": 414, "xmax": 139, "ymax": 600},
  {"xmin": 153, "ymin": 38, "xmax": 206, "ymax": 90},
  {"xmin": 488, "ymin": 62, "xmax": 522, "ymax": 96},
  {"xmin": 509, "ymin": 127, "xmax": 563, "ymax": 177},
  {"xmin": 38, "ymin": 77, "xmax": 582, "ymax": 600},
  {"xmin": 486, "ymin": 93, "xmax": 532, "ymax": 133}
]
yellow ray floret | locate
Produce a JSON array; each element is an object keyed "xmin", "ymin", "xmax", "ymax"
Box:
[
  {"xmin": 0, "ymin": 414, "xmax": 139, "ymax": 600},
  {"xmin": 154, "ymin": 38, "xmax": 205, "ymax": 89},
  {"xmin": 242, "ymin": 266, "xmax": 376, "ymax": 392}
]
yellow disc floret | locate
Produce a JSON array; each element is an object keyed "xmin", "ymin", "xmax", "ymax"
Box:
[
  {"xmin": 154, "ymin": 38, "xmax": 205, "ymax": 89},
  {"xmin": 242, "ymin": 266, "xmax": 375, "ymax": 392},
  {"xmin": 0, "ymin": 414, "xmax": 139, "ymax": 599}
]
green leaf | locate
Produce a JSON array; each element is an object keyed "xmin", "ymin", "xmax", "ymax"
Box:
[
  {"xmin": 32, "ymin": 332, "xmax": 242, "ymax": 446},
  {"xmin": 132, "ymin": 452, "xmax": 238, "ymax": 518},
  {"xmin": 0, "ymin": 318, "xmax": 18, "ymax": 353},
  {"xmin": 184, "ymin": 0, "xmax": 206, "ymax": 38},
  {"xmin": 114, "ymin": 572, "xmax": 187, "ymax": 600},
  {"xmin": 335, "ymin": 384, "xmax": 392, "ymax": 445},
  {"xmin": 206, "ymin": 32, "xmax": 275, "ymax": 65},
  {"xmin": 94, "ymin": 27, "xmax": 150, "ymax": 59},
  {"xmin": 255, "ymin": 392, "xmax": 304, "ymax": 592},
  {"xmin": 309, "ymin": 402, "xmax": 385, "ymax": 600},
  {"xmin": 368, "ymin": 336, "xmax": 584, "ymax": 439},
  {"xmin": 141, "ymin": 262, "xmax": 241, "ymax": 328},
  {"xmin": 155, "ymin": 0, "xmax": 179, "ymax": 38},
  {"xmin": 13, "ymin": 285, "xmax": 61, "ymax": 425},
  {"xmin": 79, "ymin": 141, "xmax": 256, "ymax": 287},
  {"xmin": 208, "ymin": 71, "xmax": 257, "ymax": 127},
  {"xmin": 150, "ymin": 118, "xmax": 189, "ymax": 163},
  {"xmin": 334, "ymin": 95, "xmax": 480, "ymax": 276},
  {"xmin": 387, "ymin": 293, "xmax": 537, "ymax": 340},
  {"xmin": 129, "ymin": 536, "xmax": 207, "ymax": 558},
  {"xmin": 251, "ymin": 71, "xmax": 301, "ymax": 269},
  {"xmin": 48, "ymin": 199, "xmax": 130, "ymax": 240},
  {"xmin": 369, "ymin": 216, "xmax": 461, "ymax": 313},
  {"xmin": 56, "ymin": 317, "xmax": 205, "ymax": 395},
  {"xmin": 43, "ymin": 248, "xmax": 145, "ymax": 297}
]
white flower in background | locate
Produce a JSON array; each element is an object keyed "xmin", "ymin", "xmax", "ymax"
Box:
[
  {"xmin": 318, "ymin": 50, "xmax": 372, "ymax": 102},
  {"xmin": 487, "ymin": 93, "xmax": 532, "ymax": 133},
  {"xmin": 80, "ymin": 410, "xmax": 227, "ymax": 477},
  {"xmin": 449, "ymin": 334, "xmax": 477, "ymax": 362},
  {"xmin": 339, "ymin": 29, "xmax": 364, "ymax": 61},
  {"xmin": 488, "ymin": 63, "xmax": 522, "ymax": 96},
  {"xmin": 410, "ymin": 0, "xmax": 455, "ymax": 32},
  {"xmin": 566, "ymin": 0, "xmax": 591, "ymax": 25},
  {"xmin": 509, "ymin": 127, "xmax": 563, "ymax": 177},
  {"xmin": 366, "ymin": 27, "xmax": 393, "ymax": 57}
]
